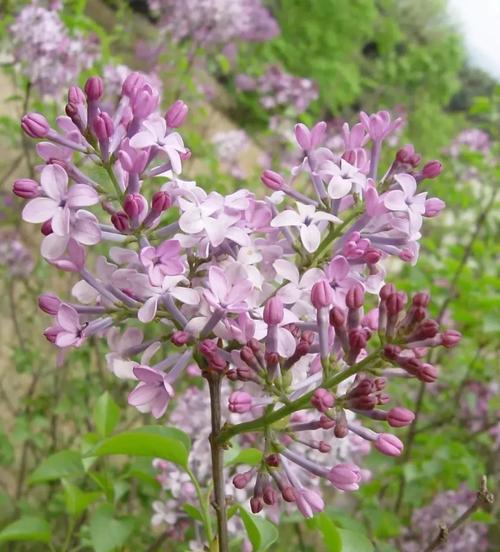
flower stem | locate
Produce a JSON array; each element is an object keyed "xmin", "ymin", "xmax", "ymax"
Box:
[
  {"xmin": 207, "ymin": 373, "xmax": 229, "ymax": 552},
  {"xmin": 219, "ymin": 351, "xmax": 380, "ymax": 443}
]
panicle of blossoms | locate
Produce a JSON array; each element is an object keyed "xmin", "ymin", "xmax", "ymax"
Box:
[
  {"xmin": 16, "ymin": 70, "xmax": 458, "ymax": 519},
  {"xmin": 148, "ymin": 0, "xmax": 279, "ymax": 47},
  {"xmin": 0, "ymin": 231, "xmax": 35, "ymax": 276},
  {"xmin": 398, "ymin": 485, "xmax": 489, "ymax": 552},
  {"xmin": 236, "ymin": 66, "xmax": 319, "ymax": 115},
  {"xmin": 448, "ymin": 128, "xmax": 491, "ymax": 157},
  {"xmin": 9, "ymin": 2, "xmax": 100, "ymax": 99},
  {"xmin": 211, "ymin": 129, "xmax": 250, "ymax": 180}
]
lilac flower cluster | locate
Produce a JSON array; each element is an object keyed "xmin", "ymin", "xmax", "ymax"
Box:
[
  {"xmin": 399, "ymin": 486, "xmax": 489, "ymax": 552},
  {"xmin": 9, "ymin": 2, "xmax": 100, "ymax": 99},
  {"xmin": 236, "ymin": 66, "xmax": 319, "ymax": 115},
  {"xmin": 0, "ymin": 231, "xmax": 35, "ymax": 276},
  {"xmin": 148, "ymin": 0, "xmax": 279, "ymax": 47},
  {"xmin": 14, "ymin": 73, "xmax": 459, "ymax": 520},
  {"xmin": 211, "ymin": 129, "xmax": 250, "ymax": 179}
]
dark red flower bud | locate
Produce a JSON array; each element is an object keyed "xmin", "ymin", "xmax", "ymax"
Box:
[
  {"xmin": 329, "ymin": 306, "xmax": 346, "ymax": 327},
  {"xmin": 111, "ymin": 211, "xmax": 130, "ymax": 233},
  {"xmin": 346, "ymin": 283, "xmax": 365, "ymax": 309}
]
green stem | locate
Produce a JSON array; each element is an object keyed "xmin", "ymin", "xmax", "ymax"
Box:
[
  {"xmin": 186, "ymin": 467, "xmax": 214, "ymax": 544},
  {"xmin": 103, "ymin": 162, "xmax": 124, "ymax": 200},
  {"xmin": 219, "ymin": 351, "xmax": 380, "ymax": 443},
  {"xmin": 309, "ymin": 206, "xmax": 364, "ymax": 268}
]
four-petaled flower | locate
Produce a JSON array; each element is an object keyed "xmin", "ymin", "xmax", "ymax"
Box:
[
  {"xmin": 140, "ymin": 239, "xmax": 185, "ymax": 286},
  {"xmin": 128, "ymin": 365, "xmax": 174, "ymax": 418},
  {"xmin": 271, "ymin": 202, "xmax": 341, "ymax": 253},
  {"xmin": 383, "ymin": 174, "xmax": 426, "ymax": 234},
  {"xmin": 130, "ymin": 116, "xmax": 186, "ymax": 174}
]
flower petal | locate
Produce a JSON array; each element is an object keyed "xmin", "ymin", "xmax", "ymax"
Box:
[
  {"xmin": 22, "ymin": 197, "xmax": 57, "ymax": 223},
  {"xmin": 40, "ymin": 164, "xmax": 68, "ymax": 200},
  {"xmin": 300, "ymin": 224, "xmax": 321, "ymax": 253}
]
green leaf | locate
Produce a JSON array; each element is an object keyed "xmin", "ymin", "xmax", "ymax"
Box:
[
  {"xmin": 0, "ymin": 516, "xmax": 51, "ymax": 543},
  {"xmin": 339, "ymin": 528, "xmax": 374, "ymax": 552},
  {"xmin": 315, "ymin": 512, "xmax": 342, "ymax": 552},
  {"xmin": 239, "ymin": 507, "xmax": 279, "ymax": 551},
  {"xmin": 183, "ymin": 503, "xmax": 203, "ymax": 522},
  {"xmin": 93, "ymin": 392, "xmax": 120, "ymax": 438},
  {"xmin": 29, "ymin": 450, "xmax": 84, "ymax": 484},
  {"xmin": 225, "ymin": 447, "xmax": 263, "ymax": 467},
  {"xmin": 86, "ymin": 426, "xmax": 190, "ymax": 468},
  {"xmin": 89, "ymin": 504, "xmax": 134, "ymax": 552},
  {"xmin": 62, "ymin": 479, "xmax": 102, "ymax": 516}
]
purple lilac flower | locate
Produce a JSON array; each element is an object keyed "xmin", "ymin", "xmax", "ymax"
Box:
[
  {"xmin": 399, "ymin": 486, "xmax": 489, "ymax": 552},
  {"xmin": 236, "ymin": 66, "xmax": 319, "ymax": 115},
  {"xmin": 17, "ymin": 71, "xmax": 457, "ymax": 520},
  {"xmin": 9, "ymin": 2, "xmax": 100, "ymax": 99},
  {"xmin": 148, "ymin": 0, "xmax": 279, "ymax": 47}
]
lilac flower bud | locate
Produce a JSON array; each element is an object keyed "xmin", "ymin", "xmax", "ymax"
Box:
[
  {"xmin": 319, "ymin": 415, "xmax": 336, "ymax": 430},
  {"xmin": 424, "ymin": 197, "xmax": 446, "ymax": 217},
  {"xmin": 68, "ymin": 86, "xmax": 85, "ymax": 105},
  {"xmin": 282, "ymin": 486, "xmax": 296, "ymax": 502},
  {"xmin": 166, "ymin": 100, "xmax": 188, "ymax": 128},
  {"xmin": 412, "ymin": 292, "xmax": 430, "ymax": 308},
  {"xmin": 383, "ymin": 346, "xmax": 400, "ymax": 363},
  {"xmin": 265, "ymin": 351, "xmax": 279, "ymax": 367},
  {"xmin": 411, "ymin": 319, "xmax": 439, "ymax": 340},
  {"xmin": 311, "ymin": 280, "xmax": 333, "ymax": 309},
  {"xmin": 396, "ymin": 144, "xmax": 415, "ymax": 164},
  {"xmin": 228, "ymin": 391, "xmax": 253, "ymax": 413},
  {"xmin": 111, "ymin": 212, "xmax": 130, "ymax": 233},
  {"xmin": 261, "ymin": 169, "xmax": 287, "ymax": 191},
  {"xmin": 379, "ymin": 283, "xmax": 396, "ymax": 301},
  {"xmin": 345, "ymin": 283, "xmax": 364, "ymax": 309},
  {"xmin": 334, "ymin": 409, "xmax": 349, "ymax": 438},
  {"xmin": 122, "ymin": 72, "xmax": 146, "ymax": 98},
  {"xmin": 422, "ymin": 160, "xmax": 443, "ymax": 179},
  {"xmin": 294, "ymin": 123, "xmax": 311, "ymax": 150},
  {"xmin": 84, "ymin": 76, "xmax": 103, "ymax": 101},
  {"xmin": 171, "ymin": 331, "xmax": 190, "ymax": 346},
  {"xmin": 263, "ymin": 486, "xmax": 278, "ymax": 506},
  {"xmin": 250, "ymin": 497, "xmax": 263, "ymax": 513},
  {"xmin": 233, "ymin": 471, "xmax": 253, "ymax": 489},
  {"xmin": 328, "ymin": 463, "xmax": 361, "ymax": 491},
  {"xmin": 318, "ymin": 441, "xmax": 331, "ymax": 453},
  {"xmin": 310, "ymin": 121, "xmax": 327, "ymax": 149},
  {"xmin": 131, "ymin": 85, "xmax": 159, "ymax": 118},
  {"xmin": 123, "ymin": 193, "xmax": 146, "ymax": 219},
  {"xmin": 386, "ymin": 292, "xmax": 407, "ymax": 315},
  {"xmin": 13, "ymin": 178, "xmax": 39, "ymax": 198},
  {"xmin": 38, "ymin": 294, "xmax": 61, "ymax": 315},
  {"xmin": 418, "ymin": 363, "xmax": 438, "ymax": 383},
  {"xmin": 364, "ymin": 248, "xmax": 381, "ymax": 264},
  {"xmin": 21, "ymin": 112, "xmax": 50, "ymax": 138},
  {"xmin": 263, "ymin": 296, "xmax": 284, "ymax": 325},
  {"xmin": 151, "ymin": 191, "xmax": 172, "ymax": 214},
  {"xmin": 329, "ymin": 306, "xmax": 345, "ymax": 328},
  {"xmin": 441, "ymin": 330, "xmax": 461, "ymax": 348},
  {"xmin": 41, "ymin": 220, "xmax": 53, "ymax": 235},
  {"xmin": 65, "ymin": 103, "xmax": 83, "ymax": 129},
  {"xmin": 410, "ymin": 153, "xmax": 422, "ymax": 166},
  {"xmin": 349, "ymin": 329, "xmax": 368, "ymax": 351},
  {"xmin": 311, "ymin": 388, "xmax": 335, "ymax": 412},
  {"xmin": 265, "ymin": 454, "xmax": 280, "ymax": 467},
  {"xmin": 387, "ymin": 407, "xmax": 415, "ymax": 428},
  {"xmin": 375, "ymin": 433, "xmax": 404, "ymax": 456},
  {"xmin": 92, "ymin": 111, "xmax": 114, "ymax": 141}
]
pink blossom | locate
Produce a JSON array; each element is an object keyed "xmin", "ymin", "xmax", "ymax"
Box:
[
  {"xmin": 140, "ymin": 240, "xmax": 184, "ymax": 286},
  {"xmin": 271, "ymin": 202, "xmax": 341, "ymax": 253},
  {"xmin": 130, "ymin": 117, "xmax": 186, "ymax": 174},
  {"xmin": 128, "ymin": 365, "xmax": 175, "ymax": 418}
]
